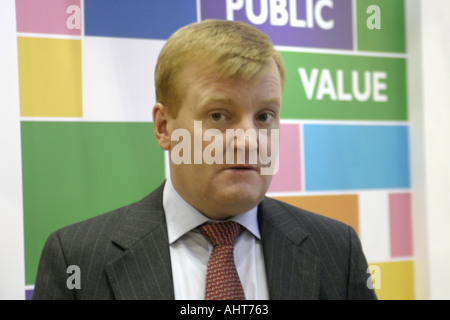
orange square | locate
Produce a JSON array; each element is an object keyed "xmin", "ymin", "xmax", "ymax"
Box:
[{"xmin": 272, "ymin": 194, "xmax": 359, "ymax": 233}]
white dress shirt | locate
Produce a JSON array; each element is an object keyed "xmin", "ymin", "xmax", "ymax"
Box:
[{"xmin": 163, "ymin": 177, "xmax": 270, "ymax": 300}]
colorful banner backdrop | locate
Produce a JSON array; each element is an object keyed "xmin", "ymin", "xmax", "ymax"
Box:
[{"xmin": 15, "ymin": 0, "xmax": 412, "ymax": 300}]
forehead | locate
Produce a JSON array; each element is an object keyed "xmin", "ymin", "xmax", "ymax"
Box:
[{"xmin": 179, "ymin": 59, "xmax": 282, "ymax": 109}]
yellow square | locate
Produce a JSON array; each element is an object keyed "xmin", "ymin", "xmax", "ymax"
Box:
[
  {"xmin": 18, "ymin": 37, "xmax": 82, "ymax": 117},
  {"xmin": 369, "ymin": 260, "xmax": 415, "ymax": 300}
]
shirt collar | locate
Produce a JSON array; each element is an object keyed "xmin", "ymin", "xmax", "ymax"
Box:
[{"xmin": 163, "ymin": 177, "xmax": 261, "ymax": 245}]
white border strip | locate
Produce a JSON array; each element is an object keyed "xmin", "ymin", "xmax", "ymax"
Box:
[
  {"xmin": 0, "ymin": 0, "xmax": 26, "ymax": 300},
  {"xmin": 267, "ymin": 188, "xmax": 411, "ymax": 198},
  {"xmin": 17, "ymin": 32, "xmax": 82, "ymax": 40},
  {"xmin": 280, "ymin": 119, "xmax": 409, "ymax": 126},
  {"xmin": 275, "ymin": 45, "xmax": 408, "ymax": 59}
]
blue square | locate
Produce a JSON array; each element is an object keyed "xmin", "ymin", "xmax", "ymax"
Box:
[
  {"xmin": 304, "ymin": 125, "xmax": 410, "ymax": 191},
  {"xmin": 84, "ymin": 0, "xmax": 198, "ymax": 39}
]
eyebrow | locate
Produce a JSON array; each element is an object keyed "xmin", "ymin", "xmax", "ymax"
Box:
[
  {"xmin": 198, "ymin": 96, "xmax": 234, "ymax": 109},
  {"xmin": 198, "ymin": 95, "xmax": 281, "ymax": 110},
  {"xmin": 259, "ymin": 97, "xmax": 282, "ymax": 108}
]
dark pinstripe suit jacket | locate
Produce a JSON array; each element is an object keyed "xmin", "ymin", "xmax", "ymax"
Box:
[{"xmin": 32, "ymin": 183, "xmax": 377, "ymax": 300}]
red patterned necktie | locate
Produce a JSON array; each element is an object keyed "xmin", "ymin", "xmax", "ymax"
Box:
[{"xmin": 198, "ymin": 221, "xmax": 246, "ymax": 300}]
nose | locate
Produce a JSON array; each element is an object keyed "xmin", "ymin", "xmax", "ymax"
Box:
[{"xmin": 225, "ymin": 115, "xmax": 258, "ymax": 165}]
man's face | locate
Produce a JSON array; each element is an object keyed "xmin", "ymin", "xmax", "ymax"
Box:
[{"xmin": 162, "ymin": 58, "xmax": 282, "ymax": 220}]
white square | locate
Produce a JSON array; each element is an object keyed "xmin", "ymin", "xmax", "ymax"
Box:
[
  {"xmin": 82, "ymin": 36, "xmax": 166, "ymax": 122},
  {"xmin": 359, "ymin": 191, "xmax": 391, "ymax": 263}
]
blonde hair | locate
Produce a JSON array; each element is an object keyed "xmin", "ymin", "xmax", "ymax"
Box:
[{"xmin": 154, "ymin": 19, "xmax": 285, "ymax": 117}]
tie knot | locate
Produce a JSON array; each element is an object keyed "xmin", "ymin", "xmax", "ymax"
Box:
[{"xmin": 198, "ymin": 221, "xmax": 241, "ymax": 247}]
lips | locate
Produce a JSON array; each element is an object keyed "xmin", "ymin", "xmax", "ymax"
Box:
[{"xmin": 225, "ymin": 164, "xmax": 259, "ymax": 172}]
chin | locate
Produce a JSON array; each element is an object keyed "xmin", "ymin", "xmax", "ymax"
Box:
[{"xmin": 217, "ymin": 185, "xmax": 266, "ymax": 211}]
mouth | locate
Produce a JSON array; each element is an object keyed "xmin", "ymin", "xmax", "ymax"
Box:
[{"xmin": 225, "ymin": 165, "xmax": 259, "ymax": 172}]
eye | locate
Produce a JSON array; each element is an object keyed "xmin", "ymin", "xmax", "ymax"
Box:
[
  {"xmin": 256, "ymin": 112, "xmax": 274, "ymax": 123},
  {"xmin": 210, "ymin": 112, "xmax": 228, "ymax": 122}
]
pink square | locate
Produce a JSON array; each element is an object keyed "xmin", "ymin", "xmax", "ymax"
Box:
[
  {"xmin": 389, "ymin": 193, "xmax": 413, "ymax": 257},
  {"xmin": 268, "ymin": 123, "xmax": 302, "ymax": 192},
  {"xmin": 16, "ymin": 0, "xmax": 81, "ymax": 35}
]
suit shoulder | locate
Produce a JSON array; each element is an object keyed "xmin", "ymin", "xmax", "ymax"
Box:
[
  {"xmin": 51, "ymin": 192, "xmax": 155, "ymax": 247},
  {"xmin": 50, "ymin": 184, "xmax": 164, "ymax": 247},
  {"xmin": 55, "ymin": 201, "xmax": 130, "ymax": 238}
]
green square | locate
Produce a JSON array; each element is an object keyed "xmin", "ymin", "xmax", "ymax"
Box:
[
  {"xmin": 21, "ymin": 121, "xmax": 165, "ymax": 285},
  {"xmin": 280, "ymin": 51, "xmax": 407, "ymax": 121},
  {"xmin": 357, "ymin": 0, "xmax": 406, "ymax": 53}
]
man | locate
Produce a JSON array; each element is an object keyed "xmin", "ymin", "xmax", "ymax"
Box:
[{"xmin": 33, "ymin": 19, "xmax": 377, "ymax": 300}]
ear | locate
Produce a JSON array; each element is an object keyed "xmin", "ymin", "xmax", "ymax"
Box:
[{"xmin": 152, "ymin": 103, "xmax": 171, "ymax": 150}]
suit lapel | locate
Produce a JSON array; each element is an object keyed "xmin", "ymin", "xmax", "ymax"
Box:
[
  {"xmin": 105, "ymin": 184, "xmax": 174, "ymax": 300},
  {"xmin": 103, "ymin": 186, "xmax": 322, "ymax": 300},
  {"xmin": 259, "ymin": 197, "xmax": 321, "ymax": 300}
]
